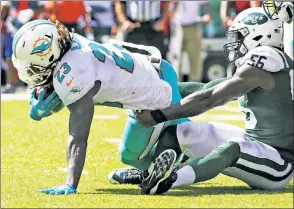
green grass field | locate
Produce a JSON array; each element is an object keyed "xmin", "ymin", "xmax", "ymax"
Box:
[{"xmin": 1, "ymin": 98, "xmax": 293, "ymax": 208}]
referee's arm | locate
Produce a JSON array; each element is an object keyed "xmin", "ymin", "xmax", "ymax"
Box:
[
  {"xmin": 153, "ymin": 1, "xmax": 171, "ymax": 31},
  {"xmin": 115, "ymin": 1, "xmax": 135, "ymax": 31},
  {"xmin": 115, "ymin": 0, "xmax": 127, "ymax": 24}
]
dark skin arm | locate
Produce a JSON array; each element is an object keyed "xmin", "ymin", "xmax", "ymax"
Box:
[
  {"xmin": 65, "ymin": 82, "xmax": 100, "ymax": 189},
  {"xmin": 178, "ymin": 78, "xmax": 230, "ymax": 98},
  {"xmin": 137, "ymin": 65, "xmax": 275, "ymax": 127}
]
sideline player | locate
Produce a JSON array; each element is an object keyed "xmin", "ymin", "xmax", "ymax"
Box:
[
  {"xmin": 136, "ymin": 7, "xmax": 294, "ymax": 194},
  {"xmin": 12, "ymin": 19, "xmax": 192, "ymax": 195}
]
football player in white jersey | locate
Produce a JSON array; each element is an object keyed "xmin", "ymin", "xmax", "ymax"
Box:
[
  {"xmin": 12, "ymin": 19, "xmax": 193, "ymax": 195},
  {"xmin": 136, "ymin": 7, "xmax": 293, "ymax": 194}
]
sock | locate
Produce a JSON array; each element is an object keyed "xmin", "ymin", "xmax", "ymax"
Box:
[
  {"xmin": 189, "ymin": 141, "xmax": 240, "ymax": 183},
  {"xmin": 171, "ymin": 165, "xmax": 196, "ymax": 188}
]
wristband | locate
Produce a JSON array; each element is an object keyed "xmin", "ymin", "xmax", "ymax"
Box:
[{"xmin": 150, "ymin": 110, "xmax": 168, "ymax": 124}]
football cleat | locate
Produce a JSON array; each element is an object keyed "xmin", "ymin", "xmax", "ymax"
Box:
[
  {"xmin": 108, "ymin": 168, "xmax": 148, "ymax": 185},
  {"xmin": 153, "ymin": 171, "xmax": 177, "ymax": 195},
  {"xmin": 140, "ymin": 149, "xmax": 177, "ymax": 195}
]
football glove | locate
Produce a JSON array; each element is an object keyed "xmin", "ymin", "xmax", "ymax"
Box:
[
  {"xmin": 40, "ymin": 184, "xmax": 76, "ymax": 195},
  {"xmin": 29, "ymin": 88, "xmax": 63, "ymax": 121}
]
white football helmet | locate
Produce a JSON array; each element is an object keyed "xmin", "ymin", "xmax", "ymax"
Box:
[
  {"xmin": 12, "ymin": 19, "xmax": 72, "ymax": 87},
  {"xmin": 263, "ymin": 1, "xmax": 293, "ymax": 23},
  {"xmin": 224, "ymin": 7, "xmax": 284, "ymax": 63}
]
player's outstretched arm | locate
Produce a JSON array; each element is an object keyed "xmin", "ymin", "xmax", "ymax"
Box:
[
  {"xmin": 137, "ymin": 64, "xmax": 274, "ymax": 127},
  {"xmin": 162, "ymin": 64, "xmax": 274, "ymax": 120},
  {"xmin": 40, "ymin": 86, "xmax": 96, "ymax": 195},
  {"xmin": 65, "ymin": 89, "xmax": 95, "ymax": 190}
]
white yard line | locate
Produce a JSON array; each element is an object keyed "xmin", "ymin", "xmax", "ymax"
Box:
[
  {"xmin": 213, "ymin": 105, "xmax": 240, "ymax": 113},
  {"xmin": 104, "ymin": 138, "xmax": 121, "ymax": 144},
  {"xmin": 93, "ymin": 115, "xmax": 120, "ymax": 120},
  {"xmin": 58, "ymin": 167, "xmax": 88, "ymax": 175},
  {"xmin": 1, "ymin": 93, "xmax": 29, "ymax": 101}
]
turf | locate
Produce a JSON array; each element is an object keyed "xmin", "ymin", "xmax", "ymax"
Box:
[{"xmin": 1, "ymin": 100, "xmax": 293, "ymax": 208}]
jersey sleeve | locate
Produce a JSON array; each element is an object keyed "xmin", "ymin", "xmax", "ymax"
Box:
[
  {"xmin": 240, "ymin": 46, "xmax": 285, "ymax": 72},
  {"xmin": 53, "ymin": 53, "xmax": 95, "ymax": 106}
]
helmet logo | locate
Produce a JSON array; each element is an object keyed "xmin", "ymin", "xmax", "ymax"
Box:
[
  {"xmin": 242, "ymin": 13, "xmax": 269, "ymax": 25},
  {"xmin": 30, "ymin": 33, "xmax": 53, "ymax": 58}
]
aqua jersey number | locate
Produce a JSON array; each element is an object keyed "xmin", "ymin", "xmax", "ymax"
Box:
[{"xmin": 89, "ymin": 42, "xmax": 134, "ymax": 73}]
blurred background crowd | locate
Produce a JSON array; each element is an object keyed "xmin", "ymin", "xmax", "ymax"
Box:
[{"xmin": 1, "ymin": 1, "xmax": 262, "ymax": 94}]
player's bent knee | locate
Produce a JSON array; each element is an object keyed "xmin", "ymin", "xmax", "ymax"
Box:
[
  {"xmin": 176, "ymin": 121, "xmax": 237, "ymax": 159},
  {"xmin": 210, "ymin": 122, "xmax": 245, "ymax": 142},
  {"xmin": 177, "ymin": 121, "xmax": 211, "ymax": 145}
]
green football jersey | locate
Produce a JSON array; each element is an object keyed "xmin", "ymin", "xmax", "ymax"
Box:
[{"xmin": 237, "ymin": 46, "xmax": 294, "ymax": 164}]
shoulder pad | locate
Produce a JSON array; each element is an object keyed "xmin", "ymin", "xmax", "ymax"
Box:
[{"xmin": 237, "ymin": 46, "xmax": 285, "ymax": 72}]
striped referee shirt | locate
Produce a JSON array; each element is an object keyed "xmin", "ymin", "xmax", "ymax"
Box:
[{"xmin": 126, "ymin": 1, "xmax": 161, "ymax": 22}]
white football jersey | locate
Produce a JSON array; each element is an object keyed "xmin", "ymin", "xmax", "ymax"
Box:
[{"xmin": 53, "ymin": 34, "xmax": 172, "ymax": 110}]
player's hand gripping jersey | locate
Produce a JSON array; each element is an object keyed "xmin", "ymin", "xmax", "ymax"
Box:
[
  {"xmin": 236, "ymin": 46, "xmax": 294, "ymax": 163},
  {"xmin": 53, "ymin": 34, "xmax": 172, "ymax": 110}
]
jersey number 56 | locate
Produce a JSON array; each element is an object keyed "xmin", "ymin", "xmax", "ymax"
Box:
[{"xmin": 247, "ymin": 54, "xmax": 267, "ymax": 69}]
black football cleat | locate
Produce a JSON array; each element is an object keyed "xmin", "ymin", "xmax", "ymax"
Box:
[
  {"xmin": 108, "ymin": 168, "xmax": 148, "ymax": 185},
  {"xmin": 140, "ymin": 149, "xmax": 177, "ymax": 195}
]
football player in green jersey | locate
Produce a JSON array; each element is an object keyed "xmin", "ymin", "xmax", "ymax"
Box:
[{"xmin": 137, "ymin": 7, "xmax": 294, "ymax": 195}]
